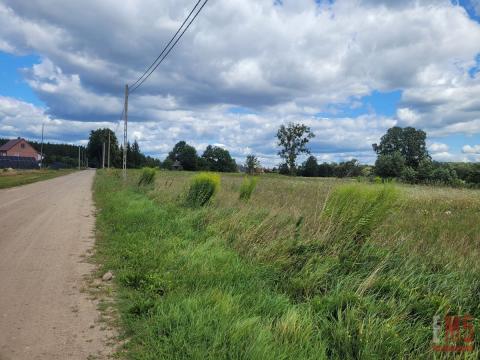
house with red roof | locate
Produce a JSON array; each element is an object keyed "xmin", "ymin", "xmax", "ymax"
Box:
[{"xmin": 0, "ymin": 138, "xmax": 41, "ymax": 161}]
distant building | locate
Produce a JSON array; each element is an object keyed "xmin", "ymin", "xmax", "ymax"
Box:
[
  {"xmin": 238, "ymin": 164, "xmax": 264, "ymax": 174},
  {"xmin": 171, "ymin": 160, "xmax": 183, "ymax": 171},
  {"xmin": 0, "ymin": 138, "xmax": 41, "ymax": 169},
  {"xmin": 0, "ymin": 138, "xmax": 41, "ymax": 161}
]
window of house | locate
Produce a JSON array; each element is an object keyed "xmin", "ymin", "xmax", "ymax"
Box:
[{"xmin": 21, "ymin": 143, "xmax": 25, "ymax": 148}]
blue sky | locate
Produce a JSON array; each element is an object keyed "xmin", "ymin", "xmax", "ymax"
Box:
[
  {"xmin": 1, "ymin": 0, "xmax": 480, "ymax": 165},
  {"xmin": 0, "ymin": 52, "xmax": 43, "ymax": 106}
]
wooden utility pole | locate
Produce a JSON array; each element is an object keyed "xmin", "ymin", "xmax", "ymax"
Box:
[
  {"xmin": 123, "ymin": 84, "xmax": 129, "ymax": 180},
  {"xmin": 40, "ymin": 123, "xmax": 44, "ymax": 169},
  {"xmin": 78, "ymin": 146, "xmax": 81, "ymax": 170},
  {"xmin": 107, "ymin": 131, "xmax": 111, "ymax": 169},
  {"xmin": 102, "ymin": 142, "xmax": 105, "ymax": 169}
]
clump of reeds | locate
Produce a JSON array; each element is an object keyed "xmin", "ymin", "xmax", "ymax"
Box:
[
  {"xmin": 185, "ymin": 172, "xmax": 220, "ymax": 207},
  {"xmin": 138, "ymin": 167, "xmax": 156, "ymax": 186},
  {"xmin": 239, "ymin": 176, "xmax": 258, "ymax": 201}
]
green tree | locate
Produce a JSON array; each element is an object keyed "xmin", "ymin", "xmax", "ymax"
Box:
[
  {"xmin": 278, "ymin": 163, "xmax": 290, "ymax": 175},
  {"xmin": 128, "ymin": 140, "xmax": 145, "ymax": 168},
  {"xmin": 318, "ymin": 162, "xmax": 335, "ymax": 177},
  {"xmin": 202, "ymin": 145, "xmax": 237, "ymax": 172},
  {"xmin": 162, "ymin": 158, "xmax": 173, "ymax": 170},
  {"xmin": 373, "ymin": 126, "xmax": 429, "ymax": 169},
  {"xmin": 277, "ymin": 122, "xmax": 315, "ymax": 175},
  {"xmin": 400, "ymin": 166, "xmax": 417, "ymax": 184},
  {"xmin": 87, "ymin": 128, "xmax": 120, "ymax": 168},
  {"xmin": 197, "ymin": 157, "xmax": 209, "ymax": 171},
  {"xmin": 375, "ymin": 151, "xmax": 406, "ymax": 178},
  {"xmin": 245, "ymin": 154, "xmax": 260, "ymax": 174},
  {"xmin": 466, "ymin": 165, "xmax": 480, "ymax": 184},
  {"xmin": 301, "ymin": 156, "xmax": 318, "ymax": 177},
  {"xmin": 416, "ymin": 158, "xmax": 434, "ymax": 182},
  {"xmin": 430, "ymin": 166, "xmax": 459, "ymax": 185},
  {"xmin": 335, "ymin": 159, "xmax": 361, "ymax": 178},
  {"xmin": 167, "ymin": 141, "xmax": 198, "ymax": 171},
  {"xmin": 86, "ymin": 131, "xmax": 157, "ymax": 169}
]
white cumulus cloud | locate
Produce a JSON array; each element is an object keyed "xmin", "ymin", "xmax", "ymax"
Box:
[
  {"xmin": 0, "ymin": 0, "xmax": 479, "ymax": 163},
  {"xmin": 462, "ymin": 144, "xmax": 480, "ymax": 154}
]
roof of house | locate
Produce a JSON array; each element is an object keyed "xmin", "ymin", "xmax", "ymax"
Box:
[{"xmin": 0, "ymin": 138, "xmax": 27, "ymax": 152}]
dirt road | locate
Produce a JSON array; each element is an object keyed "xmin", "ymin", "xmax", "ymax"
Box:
[{"xmin": 0, "ymin": 170, "xmax": 111, "ymax": 360}]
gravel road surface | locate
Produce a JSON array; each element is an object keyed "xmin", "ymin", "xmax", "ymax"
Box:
[{"xmin": 0, "ymin": 170, "xmax": 111, "ymax": 359}]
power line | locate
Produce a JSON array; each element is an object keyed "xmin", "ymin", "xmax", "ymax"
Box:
[
  {"xmin": 119, "ymin": 0, "xmax": 209, "ymax": 180},
  {"xmin": 129, "ymin": 0, "xmax": 204, "ymax": 90},
  {"xmin": 129, "ymin": 0, "xmax": 209, "ymax": 93}
]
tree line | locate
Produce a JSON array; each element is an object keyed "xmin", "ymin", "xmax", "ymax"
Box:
[
  {"xmin": 373, "ymin": 126, "xmax": 480, "ymax": 186},
  {"xmin": 3, "ymin": 123, "xmax": 479, "ymax": 186},
  {"xmin": 88, "ymin": 123, "xmax": 479, "ymax": 186},
  {"xmin": 292, "ymin": 157, "xmax": 370, "ymax": 178},
  {"xmin": 161, "ymin": 141, "xmax": 237, "ymax": 172},
  {"xmin": 87, "ymin": 129, "xmax": 160, "ymax": 168},
  {"xmin": 88, "ymin": 131, "xmax": 238, "ymax": 172},
  {"xmin": 273, "ymin": 123, "xmax": 479, "ymax": 187}
]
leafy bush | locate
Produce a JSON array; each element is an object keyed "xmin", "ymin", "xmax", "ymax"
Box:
[
  {"xmin": 239, "ymin": 176, "xmax": 258, "ymax": 201},
  {"xmin": 185, "ymin": 172, "xmax": 220, "ymax": 207},
  {"xmin": 374, "ymin": 151, "xmax": 405, "ymax": 178},
  {"xmin": 400, "ymin": 166, "xmax": 417, "ymax": 184},
  {"xmin": 429, "ymin": 166, "xmax": 460, "ymax": 186},
  {"xmin": 416, "ymin": 158, "xmax": 433, "ymax": 182},
  {"xmin": 138, "ymin": 167, "xmax": 156, "ymax": 186}
]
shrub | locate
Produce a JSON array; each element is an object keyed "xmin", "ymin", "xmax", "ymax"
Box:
[
  {"xmin": 138, "ymin": 167, "xmax": 156, "ymax": 186},
  {"xmin": 185, "ymin": 172, "xmax": 220, "ymax": 207},
  {"xmin": 239, "ymin": 176, "xmax": 257, "ymax": 201},
  {"xmin": 278, "ymin": 163, "xmax": 290, "ymax": 175},
  {"xmin": 416, "ymin": 158, "xmax": 433, "ymax": 182},
  {"xmin": 360, "ymin": 166, "xmax": 373, "ymax": 177},
  {"xmin": 429, "ymin": 166, "xmax": 459, "ymax": 186},
  {"xmin": 400, "ymin": 166, "xmax": 417, "ymax": 184}
]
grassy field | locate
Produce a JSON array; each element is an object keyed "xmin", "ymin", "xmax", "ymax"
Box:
[
  {"xmin": 94, "ymin": 169, "xmax": 480, "ymax": 359},
  {"xmin": 0, "ymin": 169, "xmax": 76, "ymax": 189}
]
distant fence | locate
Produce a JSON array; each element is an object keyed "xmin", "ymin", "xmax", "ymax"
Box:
[{"xmin": 0, "ymin": 156, "xmax": 39, "ymax": 169}]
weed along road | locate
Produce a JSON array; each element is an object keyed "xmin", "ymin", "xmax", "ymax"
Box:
[{"xmin": 0, "ymin": 170, "xmax": 110, "ymax": 359}]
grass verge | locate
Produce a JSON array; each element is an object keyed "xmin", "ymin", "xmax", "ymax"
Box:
[
  {"xmin": 0, "ymin": 169, "xmax": 75, "ymax": 189},
  {"xmin": 94, "ymin": 170, "xmax": 480, "ymax": 359}
]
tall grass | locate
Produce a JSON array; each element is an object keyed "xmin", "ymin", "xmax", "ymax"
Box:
[
  {"xmin": 239, "ymin": 176, "xmax": 258, "ymax": 200},
  {"xmin": 322, "ymin": 184, "xmax": 398, "ymax": 245},
  {"xmin": 137, "ymin": 167, "xmax": 156, "ymax": 186},
  {"xmin": 185, "ymin": 172, "xmax": 220, "ymax": 207},
  {"xmin": 95, "ymin": 170, "xmax": 480, "ymax": 359}
]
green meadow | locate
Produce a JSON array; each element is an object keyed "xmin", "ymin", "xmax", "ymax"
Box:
[{"xmin": 94, "ymin": 169, "xmax": 480, "ymax": 359}]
